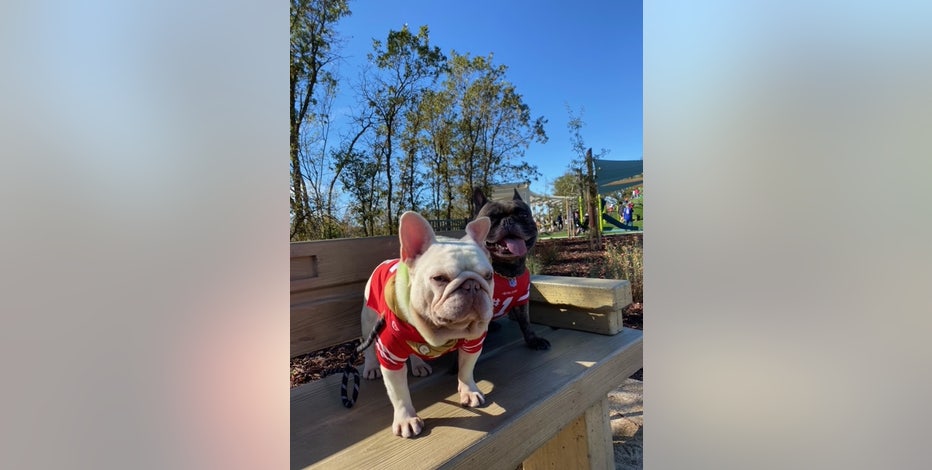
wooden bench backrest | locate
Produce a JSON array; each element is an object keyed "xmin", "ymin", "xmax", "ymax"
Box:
[
  {"xmin": 291, "ymin": 231, "xmax": 466, "ymax": 357},
  {"xmin": 291, "ymin": 236, "xmax": 398, "ymax": 357}
]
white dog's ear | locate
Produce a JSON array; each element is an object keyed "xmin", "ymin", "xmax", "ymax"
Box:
[
  {"xmin": 464, "ymin": 216, "xmax": 491, "ymax": 247},
  {"xmin": 399, "ymin": 211, "xmax": 436, "ymax": 262}
]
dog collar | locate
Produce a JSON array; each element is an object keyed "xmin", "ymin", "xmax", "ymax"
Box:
[
  {"xmin": 405, "ymin": 338, "xmax": 457, "ymax": 357},
  {"xmin": 384, "ymin": 261, "xmax": 458, "ymax": 356},
  {"xmin": 384, "ymin": 261, "xmax": 411, "ymax": 323}
]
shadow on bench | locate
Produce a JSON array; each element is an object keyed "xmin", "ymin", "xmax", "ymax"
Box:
[{"xmin": 292, "ymin": 321, "xmax": 641, "ymax": 469}]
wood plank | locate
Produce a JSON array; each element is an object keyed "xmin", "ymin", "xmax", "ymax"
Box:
[
  {"xmin": 522, "ymin": 412, "xmax": 590, "ymax": 469},
  {"xmin": 528, "ymin": 302, "xmax": 623, "ymax": 336},
  {"xmin": 289, "ymin": 281, "xmax": 365, "ymax": 308},
  {"xmin": 291, "ymin": 233, "xmax": 463, "ymax": 289},
  {"xmin": 528, "ymin": 275, "xmax": 632, "ymax": 335},
  {"xmin": 585, "ymin": 396, "xmax": 615, "ymax": 470},
  {"xmin": 291, "ymin": 291, "xmax": 364, "ymax": 356},
  {"xmin": 520, "ymin": 397, "xmax": 614, "ymax": 469},
  {"xmin": 291, "ymin": 235, "xmax": 397, "ymax": 259},
  {"xmin": 290, "ymin": 237, "xmax": 399, "ymax": 292},
  {"xmin": 529, "ymin": 275, "xmax": 632, "ymax": 311},
  {"xmin": 290, "ymin": 237, "xmax": 398, "ymax": 356},
  {"xmin": 290, "ymin": 321, "xmax": 643, "ymax": 469}
]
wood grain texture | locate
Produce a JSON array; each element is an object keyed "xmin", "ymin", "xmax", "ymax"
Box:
[
  {"xmin": 291, "ymin": 321, "xmax": 643, "ymax": 470},
  {"xmin": 528, "ymin": 275, "xmax": 632, "ymax": 335},
  {"xmin": 291, "ymin": 291, "xmax": 364, "ymax": 355},
  {"xmin": 523, "ymin": 398, "xmax": 615, "ymax": 469},
  {"xmin": 522, "ymin": 412, "xmax": 590, "ymax": 469},
  {"xmin": 529, "ymin": 275, "xmax": 632, "ymax": 311},
  {"xmin": 290, "ymin": 237, "xmax": 397, "ymax": 356},
  {"xmin": 586, "ymin": 397, "xmax": 616, "ymax": 470},
  {"xmin": 291, "ymin": 236, "xmax": 399, "ymax": 292}
]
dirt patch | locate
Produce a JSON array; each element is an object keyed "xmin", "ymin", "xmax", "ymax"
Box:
[{"xmin": 290, "ymin": 341, "xmax": 365, "ymax": 388}]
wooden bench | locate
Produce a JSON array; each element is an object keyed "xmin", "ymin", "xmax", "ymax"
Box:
[{"xmin": 291, "ymin": 234, "xmax": 643, "ymax": 469}]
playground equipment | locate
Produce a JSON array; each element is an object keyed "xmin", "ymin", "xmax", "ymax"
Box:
[
  {"xmin": 488, "ymin": 157, "xmax": 643, "ymax": 237},
  {"xmin": 592, "ymin": 158, "xmax": 643, "ymax": 232}
]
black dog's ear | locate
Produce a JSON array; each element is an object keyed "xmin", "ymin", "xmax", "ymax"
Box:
[
  {"xmin": 472, "ymin": 187, "xmax": 488, "ymax": 217},
  {"xmin": 513, "ymin": 188, "xmax": 523, "ymax": 201}
]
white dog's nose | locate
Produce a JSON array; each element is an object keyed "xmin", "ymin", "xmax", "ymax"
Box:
[{"xmin": 460, "ymin": 279, "xmax": 482, "ymax": 293}]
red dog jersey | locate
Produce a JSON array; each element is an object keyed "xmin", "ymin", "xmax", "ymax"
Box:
[
  {"xmin": 366, "ymin": 259, "xmax": 486, "ymax": 371},
  {"xmin": 492, "ymin": 269, "xmax": 531, "ymax": 320}
]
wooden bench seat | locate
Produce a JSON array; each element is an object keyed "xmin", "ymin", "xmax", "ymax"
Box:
[
  {"xmin": 291, "ymin": 322, "xmax": 642, "ymax": 469},
  {"xmin": 291, "ymin": 236, "xmax": 643, "ymax": 469}
]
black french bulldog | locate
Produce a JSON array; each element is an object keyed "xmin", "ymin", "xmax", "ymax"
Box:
[{"xmin": 472, "ymin": 188, "xmax": 551, "ymax": 350}]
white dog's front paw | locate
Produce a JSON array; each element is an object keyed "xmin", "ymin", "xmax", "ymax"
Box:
[
  {"xmin": 457, "ymin": 380, "xmax": 485, "ymax": 407},
  {"xmin": 392, "ymin": 410, "xmax": 424, "ymax": 438}
]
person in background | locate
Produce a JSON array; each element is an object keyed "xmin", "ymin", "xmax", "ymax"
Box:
[{"xmin": 573, "ymin": 210, "xmax": 587, "ymax": 235}]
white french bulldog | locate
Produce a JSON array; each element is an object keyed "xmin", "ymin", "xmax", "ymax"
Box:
[{"xmin": 361, "ymin": 211, "xmax": 494, "ymax": 437}]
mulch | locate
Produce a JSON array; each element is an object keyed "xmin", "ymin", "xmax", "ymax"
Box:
[{"xmin": 291, "ymin": 233, "xmax": 644, "ymax": 387}]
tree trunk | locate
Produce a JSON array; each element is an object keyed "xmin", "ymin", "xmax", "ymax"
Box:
[
  {"xmin": 385, "ymin": 125, "xmax": 394, "ymax": 235},
  {"xmin": 585, "ymin": 148, "xmax": 602, "ymax": 249},
  {"xmin": 290, "ymin": 117, "xmax": 311, "ymax": 240}
]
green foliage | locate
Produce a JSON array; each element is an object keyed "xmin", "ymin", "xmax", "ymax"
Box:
[
  {"xmin": 443, "ymin": 51, "xmax": 546, "ymax": 212},
  {"xmin": 290, "ymin": 0, "xmax": 352, "ymax": 241},
  {"xmin": 374, "ymin": 25, "xmax": 446, "ymax": 79},
  {"xmin": 561, "ymin": 105, "xmax": 611, "ymax": 203},
  {"xmin": 595, "ymin": 241, "xmax": 643, "ymax": 303},
  {"xmin": 552, "ymin": 172, "xmax": 582, "ymax": 198},
  {"xmin": 566, "ymin": 104, "xmax": 587, "ymax": 171},
  {"xmin": 526, "ymin": 243, "xmax": 561, "ymax": 275},
  {"xmin": 416, "ymin": 88, "xmax": 458, "ymax": 219},
  {"xmin": 292, "ymin": 17, "xmax": 553, "ymax": 240},
  {"xmin": 364, "ymin": 24, "xmax": 447, "ymax": 234},
  {"xmin": 336, "ymin": 149, "xmax": 385, "ymax": 237}
]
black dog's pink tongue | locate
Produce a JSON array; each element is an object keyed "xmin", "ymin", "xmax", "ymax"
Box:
[{"xmin": 503, "ymin": 237, "xmax": 527, "ymax": 256}]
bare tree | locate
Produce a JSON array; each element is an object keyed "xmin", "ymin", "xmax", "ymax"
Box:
[{"xmin": 290, "ymin": 0, "xmax": 350, "ymax": 240}]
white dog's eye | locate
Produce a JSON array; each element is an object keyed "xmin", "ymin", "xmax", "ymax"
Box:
[
  {"xmin": 432, "ymin": 275, "xmax": 448, "ymax": 283},
  {"xmin": 484, "ymin": 272, "xmax": 493, "ymax": 281}
]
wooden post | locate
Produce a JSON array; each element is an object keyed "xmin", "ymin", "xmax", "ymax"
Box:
[
  {"xmin": 522, "ymin": 398, "xmax": 615, "ymax": 470},
  {"xmin": 565, "ymin": 197, "xmax": 571, "ymax": 238}
]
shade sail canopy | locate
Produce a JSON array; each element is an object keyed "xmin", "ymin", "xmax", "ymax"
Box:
[
  {"xmin": 593, "ymin": 159, "xmax": 643, "ymax": 194},
  {"xmin": 488, "ymin": 158, "xmax": 642, "ymax": 213}
]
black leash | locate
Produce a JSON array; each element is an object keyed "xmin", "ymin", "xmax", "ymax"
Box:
[{"xmin": 340, "ymin": 316, "xmax": 385, "ymax": 408}]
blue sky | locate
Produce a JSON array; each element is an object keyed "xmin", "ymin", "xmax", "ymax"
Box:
[{"xmin": 331, "ymin": 0, "xmax": 642, "ymax": 196}]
